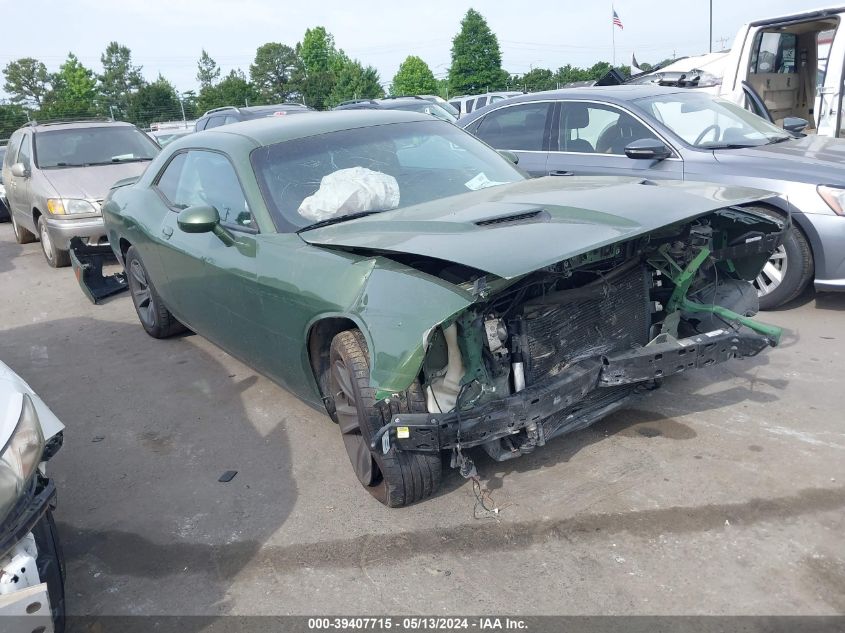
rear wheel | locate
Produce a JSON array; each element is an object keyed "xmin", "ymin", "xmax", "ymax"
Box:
[
  {"xmin": 125, "ymin": 245, "xmax": 186, "ymax": 338},
  {"xmin": 753, "ymin": 210, "xmax": 814, "ymax": 310},
  {"xmin": 327, "ymin": 329, "xmax": 441, "ymax": 507},
  {"xmin": 11, "ymin": 212, "xmax": 36, "ymax": 244},
  {"xmin": 37, "ymin": 216, "xmax": 70, "ymax": 268}
]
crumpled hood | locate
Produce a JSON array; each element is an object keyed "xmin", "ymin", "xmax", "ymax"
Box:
[
  {"xmin": 712, "ymin": 135, "xmax": 845, "ymax": 186},
  {"xmin": 41, "ymin": 161, "xmax": 151, "ymax": 201},
  {"xmin": 299, "ymin": 176, "xmax": 775, "ymax": 279}
]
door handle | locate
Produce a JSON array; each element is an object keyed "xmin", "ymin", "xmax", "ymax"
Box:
[
  {"xmin": 549, "ymin": 170, "xmax": 574, "ymax": 176},
  {"xmin": 162, "ymin": 226, "xmax": 173, "ymax": 239}
]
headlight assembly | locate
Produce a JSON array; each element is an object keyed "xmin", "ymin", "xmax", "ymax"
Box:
[
  {"xmin": 46, "ymin": 198, "xmax": 99, "ymax": 215},
  {"xmin": 817, "ymin": 185, "xmax": 845, "ymax": 216},
  {"xmin": 0, "ymin": 394, "xmax": 45, "ymax": 523}
]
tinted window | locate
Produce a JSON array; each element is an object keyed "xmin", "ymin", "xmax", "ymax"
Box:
[
  {"xmin": 449, "ymin": 101, "xmax": 461, "ymax": 113},
  {"xmin": 205, "ymin": 116, "xmax": 225, "ymax": 129},
  {"xmin": 475, "ymin": 102, "xmax": 551, "ymax": 151},
  {"xmin": 35, "ymin": 126, "xmax": 158, "ymax": 168},
  {"xmin": 559, "ymin": 102, "xmax": 657, "ymax": 154},
  {"xmin": 475, "ymin": 96, "xmax": 487, "ymax": 108},
  {"xmin": 251, "ymin": 119, "xmax": 523, "ymax": 232},
  {"xmin": 224, "ymin": 115, "xmax": 239, "ymax": 125},
  {"xmin": 17, "ymin": 135, "xmax": 32, "ymax": 170},
  {"xmin": 156, "ymin": 150, "xmax": 252, "ymax": 228},
  {"xmin": 196, "ymin": 119, "xmax": 209, "ymax": 131},
  {"xmin": 465, "ymin": 99, "xmax": 475, "ymax": 113}
]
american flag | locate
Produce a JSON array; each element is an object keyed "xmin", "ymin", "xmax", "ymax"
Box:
[{"xmin": 612, "ymin": 9, "xmax": 624, "ymax": 30}]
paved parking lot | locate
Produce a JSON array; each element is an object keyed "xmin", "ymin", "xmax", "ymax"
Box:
[{"xmin": 2, "ymin": 222, "xmax": 844, "ymax": 617}]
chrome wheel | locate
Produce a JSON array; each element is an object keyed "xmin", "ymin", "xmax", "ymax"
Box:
[
  {"xmin": 330, "ymin": 357, "xmax": 376, "ymax": 487},
  {"xmin": 128, "ymin": 259, "xmax": 156, "ymax": 328},
  {"xmin": 754, "ymin": 245, "xmax": 787, "ymax": 297}
]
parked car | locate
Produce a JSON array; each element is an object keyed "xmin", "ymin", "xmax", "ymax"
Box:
[
  {"xmin": 418, "ymin": 95, "xmax": 460, "ymax": 117},
  {"xmin": 90, "ymin": 110, "xmax": 784, "ymax": 507},
  {"xmin": 333, "ymin": 96, "xmax": 458, "ymax": 123},
  {"xmin": 0, "ymin": 144, "xmax": 8, "ymax": 222},
  {"xmin": 1, "ymin": 120, "xmax": 160, "ymax": 268},
  {"xmin": 630, "ymin": 5, "xmax": 843, "ymax": 137},
  {"xmin": 194, "ymin": 104, "xmax": 312, "ymax": 131},
  {"xmin": 459, "ymin": 85, "xmax": 845, "ymax": 308},
  {"xmin": 448, "ymin": 91, "xmax": 522, "ymax": 118},
  {"xmin": 0, "ymin": 360, "xmax": 65, "ymax": 632},
  {"xmin": 148, "ymin": 128, "xmax": 193, "ymax": 148}
]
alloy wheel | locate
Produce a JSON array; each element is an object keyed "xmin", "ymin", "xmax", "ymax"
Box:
[
  {"xmin": 754, "ymin": 245, "xmax": 787, "ymax": 297},
  {"xmin": 330, "ymin": 358, "xmax": 377, "ymax": 486},
  {"xmin": 128, "ymin": 259, "xmax": 156, "ymax": 328},
  {"xmin": 39, "ymin": 220, "xmax": 54, "ymax": 262}
]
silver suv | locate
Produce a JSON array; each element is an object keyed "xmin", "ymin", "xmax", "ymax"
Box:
[{"xmin": 1, "ymin": 120, "xmax": 159, "ymax": 267}]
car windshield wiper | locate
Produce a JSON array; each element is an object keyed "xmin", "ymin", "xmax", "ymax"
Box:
[
  {"xmin": 700, "ymin": 142, "xmax": 759, "ymax": 149},
  {"xmin": 297, "ymin": 210, "xmax": 384, "ymax": 232},
  {"xmin": 110, "ymin": 157, "xmax": 153, "ymax": 163},
  {"xmin": 765, "ymin": 135, "xmax": 792, "ymax": 145}
]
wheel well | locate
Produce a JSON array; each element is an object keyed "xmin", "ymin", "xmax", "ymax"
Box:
[
  {"xmin": 307, "ymin": 317, "xmax": 358, "ymax": 400},
  {"xmin": 119, "ymin": 238, "xmax": 132, "ymax": 259},
  {"xmin": 749, "ymin": 201, "xmax": 815, "ymax": 267},
  {"xmin": 32, "ymin": 207, "xmax": 41, "ymax": 225}
]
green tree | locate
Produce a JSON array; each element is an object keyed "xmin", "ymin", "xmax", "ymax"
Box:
[
  {"xmin": 391, "ymin": 56, "xmax": 437, "ymax": 96},
  {"xmin": 250, "ymin": 42, "xmax": 302, "ymax": 103},
  {"xmin": 587, "ymin": 61, "xmax": 613, "ymax": 81},
  {"xmin": 127, "ymin": 75, "xmax": 181, "ymax": 128},
  {"xmin": 42, "ymin": 53, "xmax": 97, "ymax": 119},
  {"xmin": 197, "ymin": 69, "xmax": 258, "ymax": 112},
  {"xmin": 555, "ymin": 64, "xmax": 590, "ymax": 86},
  {"xmin": 2, "ymin": 58, "xmax": 51, "ymax": 108},
  {"xmin": 196, "ymin": 49, "xmax": 220, "ymax": 89},
  {"xmin": 329, "ymin": 59, "xmax": 384, "ymax": 107},
  {"xmin": 520, "ymin": 67, "xmax": 556, "ymax": 92},
  {"xmin": 0, "ymin": 103, "xmax": 30, "ymax": 140},
  {"xmin": 297, "ymin": 26, "xmax": 338, "ymax": 109},
  {"xmin": 448, "ymin": 9, "xmax": 508, "ymax": 95},
  {"xmin": 98, "ymin": 42, "xmax": 145, "ymax": 116}
]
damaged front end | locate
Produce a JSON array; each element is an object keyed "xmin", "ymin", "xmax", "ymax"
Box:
[{"xmin": 371, "ymin": 205, "xmax": 785, "ymax": 463}]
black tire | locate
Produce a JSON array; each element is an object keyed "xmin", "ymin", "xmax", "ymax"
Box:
[
  {"xmin": 37, "ymin": 215, "xmax": 70, "ymax": 268},
  {"xmin": 753, "ymin": 209, "xmax": 814, "ymax": 310},
  {"xmin": 32, "ymin": 509, "xmax": 66, "ymax": 633},
  {"xmin": 327, "ymin": 329, "xmax": 442, "ymax": 507},
  {"xmin": 125, "ymin": 245, "xmax": 186, "ymax": 338},
  {"xmin": 10, "ymin": 212, "xmax": 36, "ymax": 244}
]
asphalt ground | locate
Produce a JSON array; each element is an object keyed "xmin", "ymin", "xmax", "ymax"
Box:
[{"xmin": 1, "ymin": 222, "xmax": 843, "ymax": 621}]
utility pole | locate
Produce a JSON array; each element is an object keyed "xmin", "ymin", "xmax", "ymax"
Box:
[
  {"xmin": 109, "ymin": 105, "xmax": 116, "ymax": 121},
  {"xmin": 717, "ymin": 36, "xmax": 730, "ymax": 50},
  {"xmin": 709, "ymin": 0, "xmax": 713, "ymax": 53},
  {"xmin": 179, "ymin": 98, "xmax": 187, "ymax": 128}
]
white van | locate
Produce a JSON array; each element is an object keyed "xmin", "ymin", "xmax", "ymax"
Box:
[
  {"xmin": 448, "ymin": 91, "xmax": 522, "ymax": 118},
  {"xmin": 632, "ymin": 5, "xmax": 845, "ymax": 137}
]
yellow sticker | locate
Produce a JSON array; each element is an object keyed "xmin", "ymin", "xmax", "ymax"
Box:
[{"xmin": 397, "ymin": 426, "xmax": 410, "ymax": 439}]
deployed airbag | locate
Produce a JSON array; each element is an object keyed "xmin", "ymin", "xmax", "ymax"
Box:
[{"xmin": 298, "ymin": 167, "xmax": 400, "ymax": 221}]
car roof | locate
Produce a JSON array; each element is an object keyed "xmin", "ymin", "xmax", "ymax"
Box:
[
  {"xmin": 26, "ymin": 120, "xmax": 137, "ymax": 132},
  {"xmin": 506, "ymin": 85, "xmax": 685, "ymax": 102},
  {"xmin": 204, "ymin": 109, "xmax": 432, "ymax": 147}
]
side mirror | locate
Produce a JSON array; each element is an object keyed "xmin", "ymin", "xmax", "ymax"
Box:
[
  {"xmin": 177, "ymin": 205, "xmax": 219, "ymax": 233},
  {"xmin": 624, "ymin": 139, "xmax": 672, "ymax": 161},
  {"xmin": 177, "ymin": 205, "xmax": 236, "ymax": 246},
  {"xmin": 498, "ymin": 149, "xmax": 519, "ymax": 165},
  {"xmin": 783, "ymin": 117, "xmax": 808, "ymax": 135},
  {"xmin": 11, "ymin": 162, "xmax": 28, "ymax": 178}
]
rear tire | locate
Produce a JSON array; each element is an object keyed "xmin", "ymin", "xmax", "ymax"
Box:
[
  {"xmin": 11, "ymin": 212, "xmax": 36, "ymax": 244},
  {"xmin": 37, "ymin": 216, "xmax": 70, "ymax": 268},
  {"xmin": 753, "ymin": 209, "xmax": 813, "ymax": 310},
  {"xmin": 125, "ymin": 245, "xmax": 186, "ymax": 338},
  {"xmin": 327, "ymin": 329, "xmax": 442, "ymax": 507}
]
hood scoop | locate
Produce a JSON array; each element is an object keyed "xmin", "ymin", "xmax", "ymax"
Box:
[{"xmin": 475, "ymin": 208, "xmax": 548, "ymax": 227}]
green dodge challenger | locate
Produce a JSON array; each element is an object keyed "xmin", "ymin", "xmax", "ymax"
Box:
[{"xmin": 93, "ymin": 110, "xmax": 785, "ymax": 507}]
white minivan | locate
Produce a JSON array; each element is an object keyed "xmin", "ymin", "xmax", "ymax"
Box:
[{"xmin": 633, "ymin": 5, "xmax": 845, "ymax": 137}]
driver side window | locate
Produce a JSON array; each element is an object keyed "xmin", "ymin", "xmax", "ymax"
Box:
[{"xmin": 155, "ymin": 150, "xmax": 254, "ymax": 229}]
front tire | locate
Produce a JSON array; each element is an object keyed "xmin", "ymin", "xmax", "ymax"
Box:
[
  {"xmin": 37, "ymin": 216, "xmax": 70, "ymax": 268},
  {"xmin": 125, "ymin": 245, "xmax": 186, "ymax": 338},
  {"xmin": 11, "ymin": 212, "xmax": 36, "ymax": 244},
  {"xmin": 753, "ymin": 210, "xmax": 814, "ymax": 310},
  {"xmin": 327, "ymin": 329, "xmax": 442, "ymax": 507}
]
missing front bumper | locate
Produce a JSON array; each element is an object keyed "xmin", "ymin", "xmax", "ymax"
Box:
[{"xmin": 372, "ymin": 327, "xmax": 776, "ymax": 455}]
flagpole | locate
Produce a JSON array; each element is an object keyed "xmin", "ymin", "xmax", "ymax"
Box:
[{"xmin": 612, "ymin": 4, "xmax": 616, "ymax": 66}]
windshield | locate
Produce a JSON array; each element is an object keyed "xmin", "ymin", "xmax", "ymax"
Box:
[
  {"xmin": 633, "ymin": 92, "xmax": 790, "ymax": 148},
  {"xmin": 35, "ymin": 126, "xmax": 159, "ymax": 168},
  {"xmin": 389, "ymin": 101, "xmax": 458, "ymax": 123},
  {"xmin": 252, "ymin": 119, "xmax": 524, "ymax": 232}
]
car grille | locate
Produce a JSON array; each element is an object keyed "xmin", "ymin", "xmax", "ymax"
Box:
[{"xmin": 522, "ymin": 264, "xmax": 651, "ymax": 386}]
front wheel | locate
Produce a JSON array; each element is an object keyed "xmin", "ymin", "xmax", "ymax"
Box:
[
  {"xmin": 11, "ymin": 212, "xmax": 36, "ymax": 244},
  {"xmin": 124, "ymin": 245, "xmax": 186, "ymax": 338},
  {"xmin": 754, "ymin": 220, "xmax": 814, "ymax": 310},
  {"xmin": 327, "ymin": 329, "xmax": 442, "ymax": 507},
  {"xmin": 37, "ymin": 216, "xmax": 70, "ymax": 268}
]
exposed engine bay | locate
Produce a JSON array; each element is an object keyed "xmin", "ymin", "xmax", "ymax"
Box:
[{"xmin": 372, "ymin": 205, "xmax": 785, "ymax": 464}]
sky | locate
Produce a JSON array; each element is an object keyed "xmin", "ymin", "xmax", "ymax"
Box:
[{"xmin": 0, "ymin": 0, "xmax": 834, "ymax": 98}]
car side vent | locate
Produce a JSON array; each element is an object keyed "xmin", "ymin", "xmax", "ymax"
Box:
[{"xmin": 475, "ymin": 209, "xmax": 547, "ymax": 227}]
